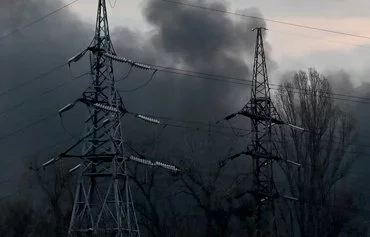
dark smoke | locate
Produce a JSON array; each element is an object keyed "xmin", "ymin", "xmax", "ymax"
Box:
[
  {"xmin": 139, "ymin": 0, "xmax": 268, "ymax": 119},
  {"xmin": 327, "ymin": 70, "xmax": 370, "ymax": 214},
  {"xmin": 0, "ymin": 0, "xmax": 92, "ymax": 196},
  {"xmin": 144, "ymin": 1, "xmax": 257, "ymax": 71},
  {"xmin": 0, "ymin": 0, "xmax": 270, "ymax": 199},
  {"xmin": 112, "ymin": 0, "xmax": 271, "ymax": 165}
]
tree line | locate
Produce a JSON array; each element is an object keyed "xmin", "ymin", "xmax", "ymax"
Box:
[{"xmin": 0, "ymin": 68, "xmax": 366, "ymax": 237}]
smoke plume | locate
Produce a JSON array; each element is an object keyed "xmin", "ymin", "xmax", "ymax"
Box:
[{"xmin": 0, "ymin": 0, "xmax": 270, "ymax": 198}]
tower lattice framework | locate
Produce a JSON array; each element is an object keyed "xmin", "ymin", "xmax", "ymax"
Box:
[
  {"xmin": 40, "ymin": 1, "xmax": 180, "ymax": 236},
  {"xmin": 67, "ymin": 0, "xmax": 139, "ymax": 236},
  {"xmin": 244, "ymin": 27, "xmax": 279, "ymax": 237},
  {"xmin": 223, "ymin": 27, "xmax": 299, "ymax": 237}
]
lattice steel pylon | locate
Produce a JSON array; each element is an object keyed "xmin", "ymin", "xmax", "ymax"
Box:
[
  {"xmin": 66, "ymin": 1, "xmax": 139, "ymax": 235},
  {"xmin": 41, "ymin": 0, "xmax": 180, "ymax": 236},
  {"xmin": 221, "ymin": 28, "xmax": 302, "ymax": 237}
]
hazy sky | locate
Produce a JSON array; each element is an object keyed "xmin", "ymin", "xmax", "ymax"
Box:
[
  {"xmin": 66, "ymin": 0, "xmax": 370, "ymax": 85},
  {"xmin": 1, "ymin": 0, "xmax": 370, "ymax": 200}
]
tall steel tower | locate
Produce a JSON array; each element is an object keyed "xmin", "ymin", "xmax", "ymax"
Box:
[
  {"xmin": 221, "ymin": 28, "xmax": 302, "ymax": 237},
  {"xmin": 41, "ymin": 0, "xmax": 179, "ymax": 236}
]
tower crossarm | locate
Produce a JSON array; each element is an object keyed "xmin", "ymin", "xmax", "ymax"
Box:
[
  {"xmin": 228, "ymin": 150, "xmax": 299, "ymax": 166},
  {"xmin": 221, "ymin": 110, "xmax": 304, "ymax": 131},
  {"xmin": 239, "ymin": 110, "xmax": 284, "ymax": 125}
]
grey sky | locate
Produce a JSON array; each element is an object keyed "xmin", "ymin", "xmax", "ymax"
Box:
[
  {"xmin": 0, "ymin": 0, "xmax": 259, "ymax": 196},
  {"xmin": 231, "ymin": 0, "xmax": 370, "ymax": 18},
  {"xmin": 65, "ymin": 0, "xmax": 370, "ymax": 85},
  {"xmin": 1, "ymin": 0, "xmax": 370, "ymax": 201}
]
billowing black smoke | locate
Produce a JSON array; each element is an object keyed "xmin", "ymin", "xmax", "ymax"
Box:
[
  {"xmin": 0, "ymin": 0, "xmax": 93, "ymax": 196},
  {"xmin": 113, "ymin": 0, "xmax": 270, "ymax": 120},
  {"xmin": 112, "ymin": 0, "xmax": 271, "ymax": 164},
  {"xmin": 0, "ymin": 0, "xmax": 270, "ymax": 200}
]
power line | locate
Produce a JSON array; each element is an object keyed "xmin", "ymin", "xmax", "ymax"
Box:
[
  {"xmin": 120, "ymin": 70, "xmax": 157, "ymax": 92},
  {"xmin": 0, "ymin": 0, "xmax": 80, "ymax": 42},
  {"xmin": 1, "ymin": 58, "xmax": 370, "ymax": 135},
  {"xmin": 128, "ymin": 126, "xmax": 370, "ymax": 214},
  {"xmin": 0, "ymin": 113, "xmax": 58, "ymax": 143},
  {"xmin": 126, "ymin": 120, "xmax": 369, "ymax": 182},
  {"xmin": 273, "ymin": 184, "xmax": 370, "ymax": 214},
  {"xmin": 0, "ymin": 60, "xmax": 368, "ymax": 146},
  {"xmin": 2, "ymin": 0, "xmax": 369, "ymax": 217},
  {"xmin": 1, "ymin": 107, "xmax": 367, "ymax": 162},
  {"xmin": 113, "ymin": 58, "xmax": 370, "ymax": 103},
  {"xmin": 0, "ymin": 107, "xmax": 365, "ymax": 182},
  {"xmin": 118, "ymin": 64, "xmax": 370, "ymax": 105},
  {"xmin": 0, "ymin": 62, "xmax": 68, "ymax": 100},
  {"xmin": 269, "ymin": 82, "xmax": 370, "ymax": 103},
  {"xmin": 110, "ymin": 22, "xmax": 370, "ymax": 54},
  {"xmin": 0, "ymin": 72, "xmax": 88, "ymax": 117},
  {"xmin": 148, "ymin": 127, "xmax": 370, "ymax": 181},
  {"xmin": 1, "ymin": 137, "xmax": 75, "ymax": 168},
  {"xmin": 0, "ymin": 0, "xmax": 366, "ymax": 103},
  {"xmin": 0, "ymin": 63, "xmax": 362, "ymax": 142},
  {"xmin": 0, "ymin": 67, "xmax": 368, "ymax": 143},
  {"xmin": 117, "ymin": 65, "xmax": 251, "ymax": 89},
  {"xmin": 0, "ymin": 16, "xmax": 368, "ymax": 106},
  {"xmin": 159, "ymin": 0, "xmax": 370, "ymax": 41},
  {"xmin": 143, "ymin": 2, "xmax": 370, "ymax": 104},
  {"xmin": 143, "ymin": 115, "xmax": 249, "ymax": 132},
  {"xmin": 0, "ymin": 136, "xmax": 368, "ymax": 215},
  {"xmin": 137, "ymin": 113, "xmax": 370, "ymax": 151},
  {"xmin": 130, "ymin": 130, "xmax": 369, "ymax": 185},
  {"xmin": 271, "ymin": 28, "xmax": 370, "ymax": 50},
  {"xmin": 160, "ymin": 113, "xmax": 370, "ymax": 140},
  {"xmin": 0, "ymin": 110, "xmax": 244, "ymax": 151},
  {"xmin": 0, "ymin": 0, "xmax": 368, "ymax": 105}
]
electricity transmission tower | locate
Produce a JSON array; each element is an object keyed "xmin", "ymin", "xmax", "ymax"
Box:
[
  {"xmin": 221, "ymin": 27, "xmax": 302, "ymax": 237},
  {"xmin": 42, "ymin": 0, "xmax": 179, "ymax": 236}
]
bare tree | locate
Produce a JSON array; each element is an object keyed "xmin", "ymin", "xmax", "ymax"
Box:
[
  {"xmin": 129, "ymin": 162, "xmax": 189, "ymax": 237},
  {"xmin": 275, "ymin": 68, "xmax": 357, "ymax": 237},
  {"xmin": 27, "ymin": 155, "xmax": 75, "ymax": 237},
  {"xmin": 127, "ymin": 126, "xmax": 256, "ymax": 237},
  {"xmin": 0, "ymin": 200, "xmax": 35, "ymax": 237},
  {"xmin": 180, "ymin": 160, "xmax": 254, "ymax": 237},
  {"xmin": 178, "ymin": 131, "xmax": 255, "ymax": 237},
  {"xmin": 125, "ymin": 129, "xmax": 190, "ymax": 237}
]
